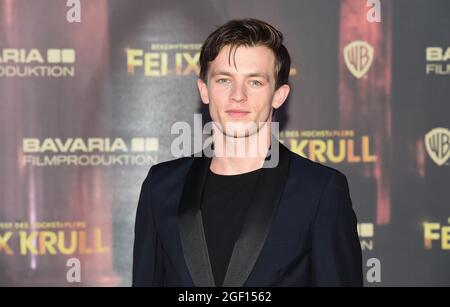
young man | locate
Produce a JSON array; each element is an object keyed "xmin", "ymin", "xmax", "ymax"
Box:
[{"xmin": 133, "ymin": 18, "xmax": 363, "ymax": 287}]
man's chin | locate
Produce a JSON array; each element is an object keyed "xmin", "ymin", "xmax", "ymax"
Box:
[
  {"xmin": 213, "ymin": 120, "xmax": 268, "ymax": 138},
  {"xmin": 222, "ymin": 128, "xmax": 259, "ymax": 138}
]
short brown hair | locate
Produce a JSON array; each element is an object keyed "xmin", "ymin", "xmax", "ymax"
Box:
[{"xmin": 199, "ymin": 18, "xmax": 291, "ymax": 89}]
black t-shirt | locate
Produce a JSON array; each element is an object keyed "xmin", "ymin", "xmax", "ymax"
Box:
[{"xmin": 201, "ymin": 167, "xmax": 263, "ymax": 287}]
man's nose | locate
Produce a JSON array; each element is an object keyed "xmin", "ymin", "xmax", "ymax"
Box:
[{"xmin": 230, "ymin": 82, "xmax": 247, "ymax": 103}]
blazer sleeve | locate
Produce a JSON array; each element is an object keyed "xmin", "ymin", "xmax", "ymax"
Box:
[
  {"xmin": 132, "ymin": 167, "xmax": 164, "ymax": 286},
  {"xmin": 311, "ymin": 171, "xmax": 363, "ymax": 286}
]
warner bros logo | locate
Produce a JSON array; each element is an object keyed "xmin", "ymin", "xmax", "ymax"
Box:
[
  {"xmin": 425, "ymin": 128, "xmax": 450, "ymax": 166},
  {"xmin": 344, "ymin": 40, "xmax": 374, "ymax": 79}
]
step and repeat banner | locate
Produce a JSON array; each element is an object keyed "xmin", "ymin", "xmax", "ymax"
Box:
[{"xmin": 0, "ymin": 0, "xmax": 449, "ymax": 286}]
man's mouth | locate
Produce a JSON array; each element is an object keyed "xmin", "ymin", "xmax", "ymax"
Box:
[{"xmin": 225, "ymin": 109, "xmax": 250, "ymax": 118}]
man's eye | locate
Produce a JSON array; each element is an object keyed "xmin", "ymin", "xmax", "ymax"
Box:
[
  {"xmin": 249, "ymin": 80, "xmax": 263, "ymax": 87},
  {"xmin": 217, "ymin": 79, "xmax": 230, "ymax": 84}
]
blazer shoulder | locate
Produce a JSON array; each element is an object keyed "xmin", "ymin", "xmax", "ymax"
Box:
[
  {"xmin": 288, "ymin": 149, "xmax": 347, "ymax": 186},
  {"xmin": 141, "ymin": 155, "xmax": 194, "ymax": 194},
  {"xmin": 146, "ymin": 155, "xmax": 193, "ymax": 180},
  {"xmin": 152, "ymin": 156, "xmax": 193, "ymax": 173},
  {"xmin": 287, "ymin": 150, "xmax": 353, "ymax": 216}
]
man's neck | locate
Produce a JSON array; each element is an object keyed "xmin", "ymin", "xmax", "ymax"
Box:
[{"xmin": 210, "ymin": 123, "xmax": 272, "ymax": 175}]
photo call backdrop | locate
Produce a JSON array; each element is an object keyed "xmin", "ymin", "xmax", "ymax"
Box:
[{"xmin": 0, "ymin": 0, "xmax": 449, "ymax": 286}]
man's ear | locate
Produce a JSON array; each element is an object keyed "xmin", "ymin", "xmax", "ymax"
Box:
[
  {"xmin": 197, "ymin": 79, "xmax": 210, "ymax": 105},
  {"xmin": 272, "ymin": 84, "xmax": 290, "ymax": 109}
]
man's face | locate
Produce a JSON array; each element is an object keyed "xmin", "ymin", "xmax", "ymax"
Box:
[{"xmin": 197, "ymin": 45, "xmax": 289, "ymax": 138}]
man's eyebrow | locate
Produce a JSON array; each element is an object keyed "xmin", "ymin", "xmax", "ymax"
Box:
[
  {"xmin": 210, "ymin": 71, "xmax": 233, "ymax": 77},
  {"xmin": 210, "ymin": 71, "xmax": 271, "ymax": 81}
]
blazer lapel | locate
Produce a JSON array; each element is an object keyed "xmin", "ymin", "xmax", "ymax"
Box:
[
  {"xmin": 222, "ymin": 142, "xmax": 291, "ymax": 287},
  {"xmin": 178, "ymin": 153, "xmax": 215, "ymax": 287}
]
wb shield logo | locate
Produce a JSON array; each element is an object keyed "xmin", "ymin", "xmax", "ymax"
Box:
[
  {"xmin": 425, "ymin": 128, "xmax": 450, "ymax": 166},
  {"xmin": 344, "ymin": 41, "xmax": 374, "ymax": 79}
]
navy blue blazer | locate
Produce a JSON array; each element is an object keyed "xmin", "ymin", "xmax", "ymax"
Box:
[{"xmin": 132, "ymin": 142, "xmax": 363, "ymax": 287}]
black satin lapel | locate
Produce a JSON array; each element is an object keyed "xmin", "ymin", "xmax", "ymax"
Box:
[
  {"xmin": 178, "ymin": 155, "xmax": 215, "ymax": 287},
  {"xmin": 222, "ymin": 142, "xmax": 291, "ymax": 287}
]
